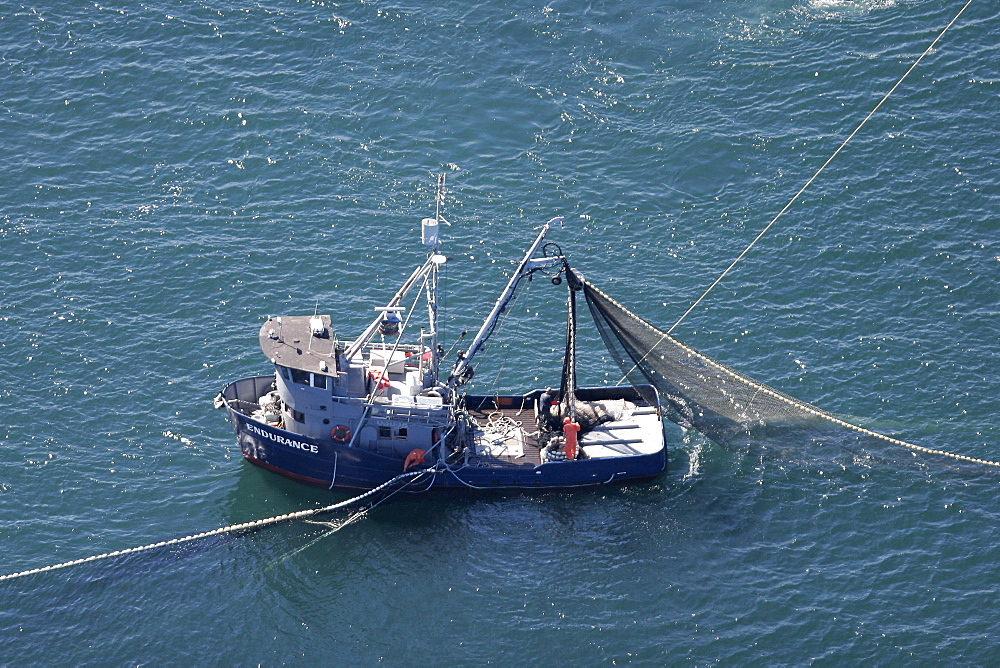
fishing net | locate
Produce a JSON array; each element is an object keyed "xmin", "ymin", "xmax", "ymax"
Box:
[
  {"xmin": 554, "ymin": 282, "xmax": 631, "ymax": 433},
  {"xmin": 572, "ymin": 269, "xmax": 999, "ymax": 468}
]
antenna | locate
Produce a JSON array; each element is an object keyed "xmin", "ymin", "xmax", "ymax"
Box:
[{"xmin": 435, "ymin": 173, "xmax": 446, "ymax": 225}]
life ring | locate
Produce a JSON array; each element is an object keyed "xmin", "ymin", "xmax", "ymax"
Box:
[{"xmin": 330, "ymin": 425, "xmax": 352, "ymax": 443}]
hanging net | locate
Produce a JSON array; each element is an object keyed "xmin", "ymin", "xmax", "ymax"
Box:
[{"xmin": 572, "ymin": 269, "xmax": 999, "ymax": 468}]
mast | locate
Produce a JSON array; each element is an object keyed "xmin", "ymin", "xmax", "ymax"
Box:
[
  {"xmin": 342, "ymin": 256, "xmax": 436, "ymax": 361},
  {"xmin": 425, "ymin": 174, "xmax": 447, "ymax": 378},
  {"xmin": 343, "ymin": 175, "xmax": 449, "ymax": 363},
  {"xmin": 447, "ymin": 218, "xmax": 564, "ymax": 389}
]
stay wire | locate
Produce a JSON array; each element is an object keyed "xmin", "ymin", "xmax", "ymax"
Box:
[
  {"xmin": 480, "ymin": 268, "xmax": 535, "ymax": 388},
  {"xmin": 667, "ymin": 0, "xmax": 975, "ymax": 336},
  {"xmin": 615, "ymin": 0, "xmax": 975, "ymax": 388}
]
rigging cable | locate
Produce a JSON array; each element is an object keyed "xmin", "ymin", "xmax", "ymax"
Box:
[
  {"xmin": 668, "ymin": 0, "xmax": 975, "ymax": 335},
  {"xmin": 615, "ymin": 0, "xmax": 977, "ymax": 390},
  {"xmin": 367, "ymin": 268, "xmax": 432, "ymax": 402},
  {"xmin": 482, "ymin": 265, "xmax": 536, "ymax": 388}
]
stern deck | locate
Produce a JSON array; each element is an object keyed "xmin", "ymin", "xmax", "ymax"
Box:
[{"xmin": 461, "ymin": 387, "xmax": 664, "ymax": 469}]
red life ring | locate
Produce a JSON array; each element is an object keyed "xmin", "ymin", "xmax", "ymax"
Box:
[{"xmin": 330, "ymin": 425, "xmax": 352, "ymax": 443}]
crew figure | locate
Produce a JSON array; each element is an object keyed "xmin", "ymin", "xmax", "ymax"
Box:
[{"xmin": 538, "ymin": 387, "xmax": 561, "ymax": 430}]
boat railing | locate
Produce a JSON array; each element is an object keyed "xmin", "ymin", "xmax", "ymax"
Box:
[
  {"xmin": 222, "ymin": 376, "xmax": 276, "ymax": 416},
  {"xmin": 369, "ymin": 403, "xmax": 451, "ymax": 425},
  {"xmin": 330, "ymin": 394, "xmax": 366, "ymax": 407}
]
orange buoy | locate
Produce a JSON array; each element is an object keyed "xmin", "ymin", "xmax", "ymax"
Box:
[
  {"xmin": 404, "ymin": 448, "xmax": 426, "ymax": 469},
  {"xmin": 330, "ymin": 424, "xmax": 352, "ymax": 443}
]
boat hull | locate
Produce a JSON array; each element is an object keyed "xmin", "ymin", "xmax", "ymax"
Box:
[{"xmin": 221, "ymin": 376, "xmax": 667, "ymax": 492}]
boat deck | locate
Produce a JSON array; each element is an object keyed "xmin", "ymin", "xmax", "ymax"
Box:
[{"xmin": 460, "ymin": 389, "xmax": 664, "ymax": 469}]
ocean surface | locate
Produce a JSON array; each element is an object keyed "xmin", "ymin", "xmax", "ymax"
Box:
[{"xmin": 1, "ymin": 0, "xmax": 997, "ymax": 663}]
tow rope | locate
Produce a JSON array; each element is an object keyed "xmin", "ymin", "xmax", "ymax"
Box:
[{"xmin": 0, "ymin": 470, "xmax": 429, "ymax": 583}]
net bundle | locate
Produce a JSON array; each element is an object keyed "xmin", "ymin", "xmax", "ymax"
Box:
[
  {"xmin": 574, "ymin": 270, "xmax": 999, "ymax": 467},
  {"xmin": 551, "ymin": 277, "xmax": 626, "ymax": 434}
]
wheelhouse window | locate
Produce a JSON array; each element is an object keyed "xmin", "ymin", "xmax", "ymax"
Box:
[
  {"xmin": 282, "ymin": 366, "xmax": 329, "ymax": 390},
  {"xmin": 395, "ymin": 427, "xmax": 408, "ymax": 440},
  {"xmin": 378, "ymin": 426, "xmax": 392, "ymax": 439}
]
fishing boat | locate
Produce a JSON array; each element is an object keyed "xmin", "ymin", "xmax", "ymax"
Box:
[{"xmin": 217, "ymin": 179, "xmax": 667, "ymax": 492}]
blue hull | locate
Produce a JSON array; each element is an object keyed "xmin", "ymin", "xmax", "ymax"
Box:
[{"xmin": 223, "ymin": 378, "xmax": 666, "ymax": 492}]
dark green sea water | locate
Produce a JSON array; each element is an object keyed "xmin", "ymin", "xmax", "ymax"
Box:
[{"xmin": 1, "ymin": 0, "xmax": 997, "ymax": 663}]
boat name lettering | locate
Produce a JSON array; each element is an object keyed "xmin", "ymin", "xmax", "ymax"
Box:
[{"xmin": 246, "ymin": 422, "xmax": 319, "ymax": 454}]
